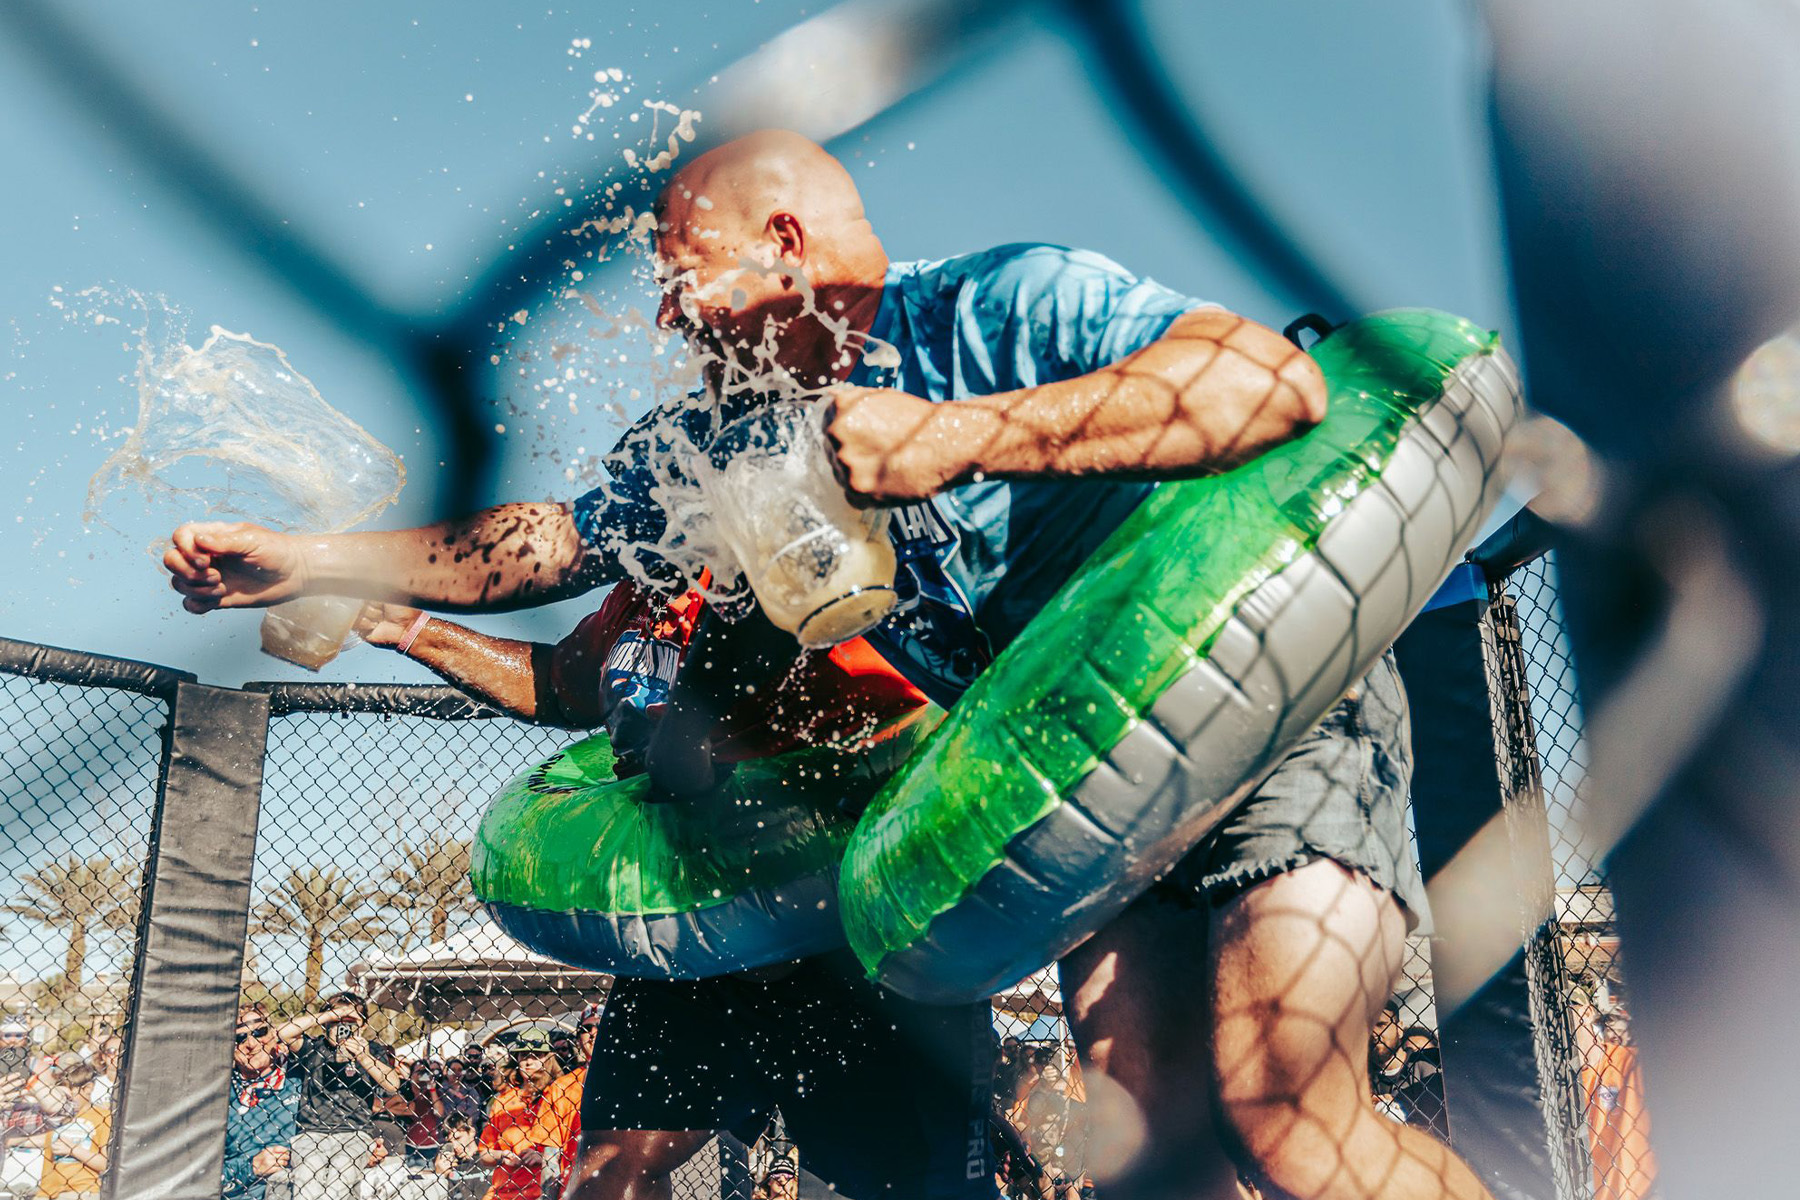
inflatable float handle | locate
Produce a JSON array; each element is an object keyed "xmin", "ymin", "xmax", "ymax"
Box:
[{"xmin": 1282, "ymin": 312, "xmax": 1342, "ymax": 350}]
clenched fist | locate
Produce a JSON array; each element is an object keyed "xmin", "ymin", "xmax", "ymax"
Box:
[
  {"xmin": 164, "ymin": 522, "xmax": 309, "ymax": 613},
  {"xmin": 822, "ymin": 387, "xmax": 977, "ymax": 503}
]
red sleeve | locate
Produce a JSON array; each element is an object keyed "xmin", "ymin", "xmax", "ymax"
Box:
[
  {"xmin": 549, "ymin": 582, "xmax": 647, "ymax": 726},
  {"xmin": 549, "ymin": 582, "xmax": 708, "ymax": 728},
  {"xmin": 710, "ymin": 637, "xmax": 927, "ymax": 760}
]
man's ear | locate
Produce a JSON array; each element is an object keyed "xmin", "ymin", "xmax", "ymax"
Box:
[{"xmin": 768, "ymin": 212, "xmax": 805, "ymax": 283}]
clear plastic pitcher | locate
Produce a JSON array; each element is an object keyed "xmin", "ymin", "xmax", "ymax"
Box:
[
  {"xmin": 259, "ymin": 595, "xmax": 365, "ymax": 670},
  {"xmin": 698, "ymin": 400, "xmax": 897, "ymax": 648}
]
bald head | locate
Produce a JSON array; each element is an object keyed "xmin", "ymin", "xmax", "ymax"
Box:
[
  {"xmin": 660, "ymin": 130, "xmax": 868, "ymax": 243},
  {"xmin": 652, "ymin": 130, "xmax": 889, "ymax": 388}
]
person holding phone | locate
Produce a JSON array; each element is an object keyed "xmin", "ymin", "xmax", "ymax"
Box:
[
  {"xmin": 273, "ymin": 992, "xmax": 402, "ymax": 1200},
  {"xmin": 433, "ymin": 1115, "xmax": 487, "ymax": 1200},
  {"xmin": 398, "ymin": 1061, "xmax": 445, "ymax": 1169},
  {"xmin": 475, "ymin": 1030, "xmax": 562, "ymax": 1200}
]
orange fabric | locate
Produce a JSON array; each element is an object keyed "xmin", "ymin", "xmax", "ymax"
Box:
[
  {"xmin": 1062, "ymin": 1054, "xmax": 1088, "ymax": 1105},
  {"xmin": 550, "ymin": 578, "xmax": 927, "ymax": 759},
  {"xmin": 524, "ymin": 1069, "xmax": 585, "ymax": 1174},
  {"xmin": 479, "ymin": 1086, "xmax": 545, "ymax": 1200},
  {"xmin": 1582, "ymin": 1043, "xmax": 1657, "ymax": 1200},
  {"xmin": 36, "ymin": 1103, "xmax": 109, "ymax": 1197}
]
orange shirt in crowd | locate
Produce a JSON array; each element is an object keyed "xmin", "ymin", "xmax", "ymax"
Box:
[
  {"xmin": 525, "ymin": 1068, "xmax": 585, "ymax": 1178},
  {"xmin": 36, "ymin": 1101, "xmax": 110, "ymax": 1198},
  {"xmin": 479, "ymin": 1087, "xmax": 547, "ymax": 1200},
  {"xmin": 1582, "ymin": 1042, "xmax": 1657, "ymax": 1200}
]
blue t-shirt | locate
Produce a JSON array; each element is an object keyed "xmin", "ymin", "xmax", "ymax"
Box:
[
  {"xmin": 222, "ymin": 1062, "xmax": 303, "ymax": 1199},
  {"xmin": 574, "ymin": 243, "xmax": 1204, "ymax": 706}
]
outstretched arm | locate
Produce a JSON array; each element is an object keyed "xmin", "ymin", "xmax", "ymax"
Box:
[
  {"xmin": 825, "ymin": 308, "xmax": 1326, "ymax": 502},
  {"xmin": 354, "ymin": 604, "xmax": 574, "ymax": 726},
  {"xmin": 165, "ymin": 501, "xmax": 604, "ymax": 614}
]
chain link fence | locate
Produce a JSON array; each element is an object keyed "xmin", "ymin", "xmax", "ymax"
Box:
[
  {"xmin": 1494, "ymin": 556, "xmax": 1655, "ymax": 1200},
  {"xmin": 0, "ymin": 644, "xmax": 180, "ymax": 1200},
  {"xmin": 0, "ymin": 550, "xmax": 1649, "ymax": 1200}
]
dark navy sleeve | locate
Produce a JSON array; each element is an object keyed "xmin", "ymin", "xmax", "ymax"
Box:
[
  {"xmin": 220, "ymin": 1106, "xmax": 259, "ymax": 1198},
  {"xmin": 570, "ymin": 403, "xmax": 694, "ymax": 589}
]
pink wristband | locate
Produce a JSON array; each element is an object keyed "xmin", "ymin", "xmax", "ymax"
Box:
[{"xmin": 395, "ymin": 611, "xmax": 432, "ymax": 655}]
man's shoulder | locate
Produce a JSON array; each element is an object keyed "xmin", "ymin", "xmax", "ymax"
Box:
[
  {"xmin": 604, "ymin": 393, "xmax": 712, "ymax": 463},
  {"xmin": 905, "ymin": 243, "xmax": 1139, "ymax": 299}
]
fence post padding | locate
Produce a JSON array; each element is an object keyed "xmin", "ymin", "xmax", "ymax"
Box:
[{"xmin": 107, "ymin": 681, "xmax": 270, "ymax": 1200}]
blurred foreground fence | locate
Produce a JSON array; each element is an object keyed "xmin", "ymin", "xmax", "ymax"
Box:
[{"xmin": 0, "ymin": 545, "xmax": 1653, "ymax": 1200}]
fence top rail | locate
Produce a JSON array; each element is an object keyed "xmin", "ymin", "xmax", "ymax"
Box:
[
  {"xmin": 0, "ymin": 634, "xmax": 195, "ymax": 699},
  {"xmin": 245, "ymin": 681, "xmax": 513, "ymax": 721},
  {"xmin": 1469, "ymin": 507, "xmax": 1555, "ymax": 582}
]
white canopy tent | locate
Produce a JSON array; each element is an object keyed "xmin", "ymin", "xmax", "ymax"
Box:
[
  {"xmin": 992, "ymin": 966, "xmax": 1061, "ymax": 1017},
  {"xmin": 991, "ymin": 966, "xmax": 1065, "ymax": 1041},
  {"xmin": 349, "ymin": 919, "xmax": 610, "ymax": 1023}
]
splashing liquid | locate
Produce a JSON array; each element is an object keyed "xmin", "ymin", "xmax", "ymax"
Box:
[
  {"xmin": 84, "ymin": 290, "xmax": 404, "ymax": 535},
  {"xmin": 81, "ymin": 289, "xmax": 404, "ymax": 669}
]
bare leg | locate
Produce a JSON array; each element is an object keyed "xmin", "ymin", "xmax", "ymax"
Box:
[
  {"xmin": 1210, "ymin": 859, "xmax": 1492, "ymax": 1200},
  {"xmin": 560, "ymin": 1129, "xmax": 712, "ymax": 1200},
  {"xmin": 1060, "ymin": 892, "xmax": 1242, "ymax": 1200}
]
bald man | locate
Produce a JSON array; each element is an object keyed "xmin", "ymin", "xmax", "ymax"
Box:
[{"xmin": 167, "ymin": 130, "xmax": 1491, "ymax": 1200}]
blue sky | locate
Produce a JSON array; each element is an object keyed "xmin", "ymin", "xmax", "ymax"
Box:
[
  {"xmin": 0, "ymin": 0, "xmax": 1511, "ymax": 686},
  {"xmin": 0, "ymin": 1, "xmax": 1523, "ymax": 993}
]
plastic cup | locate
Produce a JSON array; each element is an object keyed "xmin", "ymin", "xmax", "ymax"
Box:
[
  {"xmin": 259, "ymin": 595, "xmax": 364, "ymax": 670},
  {"xmin": 700, "ymin": 400, "xmax": 897, "ymax": 648}
]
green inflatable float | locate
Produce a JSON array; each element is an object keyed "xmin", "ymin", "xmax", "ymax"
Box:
[
  {"xmin": 474, "ymin": 309, "xmax": 1520, "ymax": 1001},
  {"xmin": 841, "ymin": 309, "xmax": 1520, "ymax": 1001},
  {"xmin": 473, "ymin": 707, "xmax": 937, "ymax": 977}
]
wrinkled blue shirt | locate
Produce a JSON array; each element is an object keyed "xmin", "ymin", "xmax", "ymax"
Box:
[{"xmin": 574, "ymin": 243, "xmax": 1204, "ymax": 706}]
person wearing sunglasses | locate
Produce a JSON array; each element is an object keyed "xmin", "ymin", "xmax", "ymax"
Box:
[
  {"xmin": 476, "ymin": 1029, "xmax": 564, "ymax": 1200},
  {"xmin": 522, "ymin": 1005, "xmax": 602, "ymax": 1194},
  {"xmin": 223, "ymin": 1003, "xmax": 301, "ymax": 1200}
]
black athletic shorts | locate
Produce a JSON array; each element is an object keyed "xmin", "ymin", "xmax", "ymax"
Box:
[
  {"xmin": 1153, "ymin": 649, "xmax": 1431, "ymax": 931},
  {"xmin": 581, "ymin": 949, "xmax": 997, "ymax": 1200}
]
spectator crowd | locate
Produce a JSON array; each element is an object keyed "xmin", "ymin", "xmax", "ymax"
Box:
[
  {"xmin": 0, "ymin": 1017, "xmax": 119, "ymax": 1200},
  {"xmin": 224, "ymin": 993, "xmax": 600, "ymax": 1200},
  {"xmin": 992, "ymin": 1038, "xmax": 1092, "ymax": 1200},
  {"xmin": 0, "ymin": 982, "xmax": 1646, "ymax": 1200}
]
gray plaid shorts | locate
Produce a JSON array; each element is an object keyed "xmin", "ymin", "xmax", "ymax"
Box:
[{"xmin": 1154, "ymin": 649, "xmax": 1431, "ymax": 932}]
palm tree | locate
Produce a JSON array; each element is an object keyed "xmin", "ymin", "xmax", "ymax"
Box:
[
  {"xmin": 251, "ymin": 866, "xmax": 391, "ymax": 1006},
  {"xmin": 380, "ymin": 837, "xmax": 477, "ymax": 948},
  {"xmin": 2, "ymin": 856, "xmax": 139, "ymax": 997}
]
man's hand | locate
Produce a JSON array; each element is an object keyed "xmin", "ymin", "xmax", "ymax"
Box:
[
  {"xmin": 251, "ymin": 1146, "xmax": 290, "ymax": 1177},
  {"xmin": 354, "ymin": 603, "xmax": 423, "ymax": 648},
  {"xmin": 165, "ymin": 522, "xmax": 308, "ymax": 613},
  {"xmin": 824, "ymin": 388, "xmax": 972, "ymax": 503},
  {"xmin": 338, "ymin": 1033, "xmax": 372, "ymax": 1063}
]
